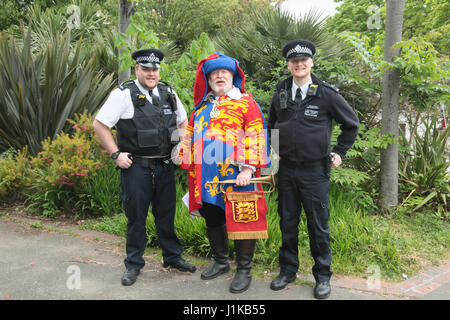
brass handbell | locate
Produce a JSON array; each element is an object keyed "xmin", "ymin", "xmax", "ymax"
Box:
[{"xmin": 207, "ymin": 175, "xmax": 275, "ymax": 194}]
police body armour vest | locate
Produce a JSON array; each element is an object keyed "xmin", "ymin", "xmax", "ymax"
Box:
[{"xmin": 116, "ymin": 81, "xmax": 178, "ymax": 157}]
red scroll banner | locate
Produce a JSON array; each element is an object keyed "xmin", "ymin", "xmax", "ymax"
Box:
[{"xmin": 224, "ymin": 190, "xmax": 268, "ymax": 240}]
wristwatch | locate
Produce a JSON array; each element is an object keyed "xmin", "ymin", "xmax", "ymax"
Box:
[{"xmin": 111, "ymin": 151, "xmax": 121, "ymax": 160}]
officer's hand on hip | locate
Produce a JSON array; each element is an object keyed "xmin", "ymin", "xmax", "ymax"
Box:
[
  {"xmin": 116, "ymin": 153, "xmax": 133, "ymax": 169},
  {"xmin": 330, "ymin": 152, "xmax": 342, "ymax": 168},
  {"xmin": 235, "ymin": 167, "xmax": 253, "ymax": 186}
]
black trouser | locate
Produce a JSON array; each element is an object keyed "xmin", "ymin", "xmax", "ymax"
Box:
[
  {"xmin": 277, "ymin": 159, "xmax": 332, "ymax": 283},
  {"xmin": 199, "ymin": 202, "xmax": 226, "ymax": 228},
  {"xmin": 120, "ymin": 162, "xmax": 182, "ymax": 270}
]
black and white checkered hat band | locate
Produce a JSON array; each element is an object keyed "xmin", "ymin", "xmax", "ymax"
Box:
[
  {"xmin": 287, "ymin": 45, "xmax": 313, "ymax": 58},
  {"xmin": 136, "ymin": 53, "xmax": 160, "ymax": 64}
]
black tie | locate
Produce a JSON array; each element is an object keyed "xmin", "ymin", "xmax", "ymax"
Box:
[
  {"xmin": 295, "ymin": 87, "xmax": 302, "ymax": 104},
  {"xmin": 149, "ymin": 90, "xmax": 160, "ymax": 105}
]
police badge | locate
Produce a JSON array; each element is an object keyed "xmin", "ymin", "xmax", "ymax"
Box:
[{"xmin": 136, "ymin": 94, "xmax": 147, "ymax": 107}]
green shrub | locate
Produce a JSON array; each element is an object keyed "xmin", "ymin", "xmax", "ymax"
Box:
[
  {"xmin": 26, "ymin": 112, "xmax": 110, "ymax": 217},
  {"xmin": 30, "ymin": 112, "xmax": 104, "ymax": 189},
  {"xmin": 77, "ymin": 159, "xmax": 122, "ymax": 217},
  {"xmin": 0, "ymin": 147, "xmax": 33, "ymax": 202}
]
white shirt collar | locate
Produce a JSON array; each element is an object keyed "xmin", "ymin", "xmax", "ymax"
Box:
[
  {"xmin": 205, "ymin": 86, "xmax": 242, "ymax": 101},
  {"xmin": 135, "ymin": 79, "xmax": 159, "ymax": 97},
  {"xmin": 292, "ymin": 78, "xmax": 312, "ymax": 101}
]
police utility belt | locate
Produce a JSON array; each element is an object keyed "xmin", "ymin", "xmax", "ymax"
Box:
[
  {"xmin": 115, "ymin": 154, "xmax": 172, "ymax": 170},
  {"xmin": 133, "ymin": 155, "xmax": 172, "ymax": 168}
]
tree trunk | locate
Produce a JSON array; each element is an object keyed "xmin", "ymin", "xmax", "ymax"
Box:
[
  {"xmin": 118, "ymin": 0, "xmax": 136, "ymax": 84},
  {"xmin": 380, "ymin": 0, "xmax": 405, "ymax": 211}
]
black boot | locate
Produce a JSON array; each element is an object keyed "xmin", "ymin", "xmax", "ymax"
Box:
[
  {"xmin": 229, "ymin": 239, "xmax": 256, "ymax": 294},
  {"xmin": 201, "ymin": 225, "xmax": 230, "ymax": 280}
]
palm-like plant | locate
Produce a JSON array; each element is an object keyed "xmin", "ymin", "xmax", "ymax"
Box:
[
  {"xmin": 214, "ymin": 6, "xmax": 344, "ymax": 86},
  {"xmin": 0, "ymin": 29, "xmax": 114, "ymax": 155},
  {"xmin": 8, "ymin": 0, "xmax": 118, "ymax": 79},
  {"xmin": 399, "ymin": 112, "xmax": 450, "ymax": 214},
  {"xmin": 10, "ymin": 0, "xmax": 109, "ymax": 49}
]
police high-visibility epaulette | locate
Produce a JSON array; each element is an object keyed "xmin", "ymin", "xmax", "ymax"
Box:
[{"xmin": 118, "ymin": 79, "xmax": 135, "ymax": 91}]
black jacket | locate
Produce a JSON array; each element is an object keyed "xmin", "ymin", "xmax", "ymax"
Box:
[{"xmin": 268, "ymin": 74, "xmax": 359, "ymax": 162}]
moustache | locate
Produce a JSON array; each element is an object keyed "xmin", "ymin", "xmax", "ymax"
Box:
[{"xmin": 208, "ymin": 78, "xmax": 232, "ymax": 91}]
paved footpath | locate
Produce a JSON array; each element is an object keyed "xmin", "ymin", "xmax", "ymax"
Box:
[{"xmin": 0, "ymin": 212, "xmax": 449, "ymax": 307}]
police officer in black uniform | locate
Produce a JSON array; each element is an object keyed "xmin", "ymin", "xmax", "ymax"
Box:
[
  {"xmin": 93, "ymin": 48, "xmax": 196, "ymax": 286},
  {"xmin": 268, "ymin": 40, "xmax": 359, "ymax": 299}
]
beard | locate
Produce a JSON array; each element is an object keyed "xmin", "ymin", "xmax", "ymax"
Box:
[{"xmin": 208, "ymin": 78, "xmax": 233, "ymax": 95}]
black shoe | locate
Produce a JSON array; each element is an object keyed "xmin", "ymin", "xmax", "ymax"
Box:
[
  {"xmin": 163, "ymin": 259, "xmax": 196, "ymax": 273},
  {"xmin": 270, "ymin": 273, "xmax": 296, "ymax": 291},
  {"xmin": 121, "ymin": 268, "xmax": 140, "ymax": 286},
  {"xmin": 314, "ymin": 281, "xmax": 331, "ymax": 299}
]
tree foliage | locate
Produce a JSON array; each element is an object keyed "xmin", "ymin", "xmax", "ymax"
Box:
[
  {"xmin": 133, "ymin": 0, "xmax": 278, "ymax": 51},
  {"xmin": 339, "ymin": 32, "xmax": 449, "ymax": 113},
  {"xmin": 0, "ymin": 0, "xmax": 72, "ymax": 31},
  {"xmin": 327, "ymin": 0, "xmax": 449, "ymax": 53},
  {"xmin": 214, "ymin": 5, "xmax": 344, "ymax": 88}
]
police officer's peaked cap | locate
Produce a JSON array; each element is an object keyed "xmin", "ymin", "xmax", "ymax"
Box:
[
  {"xmin": 132, "ymin": 48, "xmax": 164, "ymax": 68},
  {"xmin": 282, "ymin": 39, "xmax": 316, "ymax": 60}
]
